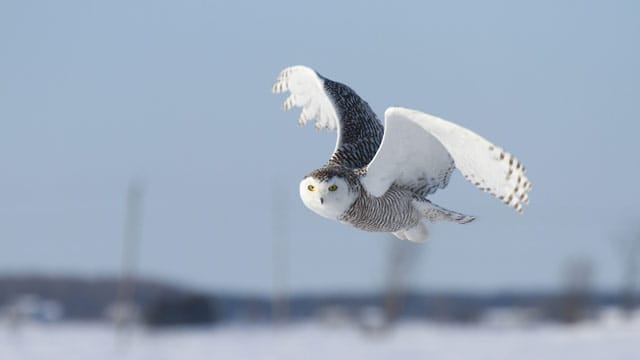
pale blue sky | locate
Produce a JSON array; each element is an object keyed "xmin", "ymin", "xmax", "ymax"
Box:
[{"xmin": 1, "ymin": 0, "xmax": 639, "ymax": 294}]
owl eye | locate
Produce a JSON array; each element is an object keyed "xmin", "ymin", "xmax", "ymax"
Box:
[
  {"xmin": 328, "ymin": 184, "xmax": 338, "ymax": 191},
  {"xmin": 307, "ymin": 184, "xmax": 315, "ymax": 191}
]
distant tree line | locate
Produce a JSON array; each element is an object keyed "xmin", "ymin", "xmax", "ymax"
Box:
[{"xmin": 1, "ymin": 275, "xmax": 637, "ymax": 326}]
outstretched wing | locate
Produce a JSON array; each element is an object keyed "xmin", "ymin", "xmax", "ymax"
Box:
[
  {"xmin": 362, "ymin": 107, "xmax": 531, "ymax": 213},
  {"xmin": 272, "ymin": 65, "xmax": 384, "ymax": 169}
]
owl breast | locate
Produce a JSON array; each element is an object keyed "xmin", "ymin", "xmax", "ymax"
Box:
[{"xmin": 338, "ymin": 185, "xmax": 421, "ymax": 232}]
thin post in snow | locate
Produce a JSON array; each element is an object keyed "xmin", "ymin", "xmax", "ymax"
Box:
[
  {"xmin": 115, "ymin": 180, "xmax": 145, "ymax": 332},
  {"xmin": 271, "ymin": 181, "xmax": 290, "ymax": 324}
]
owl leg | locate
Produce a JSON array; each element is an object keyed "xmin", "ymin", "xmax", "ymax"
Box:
[
  {"xmin": 392, "ymin": 230, "xmax": 408, "ymax": 241},
  {"xmin": 393, "ymin": 222, "xmax": 429, "ymax": 243}
]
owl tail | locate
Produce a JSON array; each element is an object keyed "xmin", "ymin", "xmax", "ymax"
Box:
[{"xmin": 412, "ymin": 199, "xmax": 476, "ymax": 224}]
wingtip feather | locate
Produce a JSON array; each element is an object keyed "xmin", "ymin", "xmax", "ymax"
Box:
[{"xmin": 282, "ymin": 94, "xmax": 296, "ymax": 110}]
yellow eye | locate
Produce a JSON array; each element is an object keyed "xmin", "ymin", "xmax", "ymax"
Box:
[
  {"xmin": 328, "ymin": 184, "xmax": 338, "ymax": 191},
  {"xmin": 307, "ymin": 184, "xmax": 315, "ymax": 191}
]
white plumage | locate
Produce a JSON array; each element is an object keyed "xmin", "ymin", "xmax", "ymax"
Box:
[
  {"xmin": 364, "ymin": 107, "xmax": 531, "ymax": 212},
  {"xmin": 273, "ymin": 66, "xmax": 339, "ymax": 130},
  {"xmin": 273, "ymin": 65, "xmax": 531, "ymax": 242}
]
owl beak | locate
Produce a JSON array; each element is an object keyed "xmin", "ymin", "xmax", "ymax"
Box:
[{"xmin": 320, "ymin": 197, "xmax": 324, "ymax": 205}]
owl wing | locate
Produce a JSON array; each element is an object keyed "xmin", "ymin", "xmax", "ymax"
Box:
[
  {"xmin": 272, "ymin": 65, "xmax": 384, "ymax": 169},
  {"xmin": 362, "ymin": 107, "xmax": 531, "ymax": 213}
]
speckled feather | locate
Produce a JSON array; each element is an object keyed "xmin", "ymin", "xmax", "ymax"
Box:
[{"xmin": 321, "ymin": 78, "xmax": 384, "ymax": 169}]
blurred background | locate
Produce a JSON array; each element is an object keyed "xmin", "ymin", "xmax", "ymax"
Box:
[{"xmin": 1, "ymin": 0, "xmax": 639, "ymax": 359}]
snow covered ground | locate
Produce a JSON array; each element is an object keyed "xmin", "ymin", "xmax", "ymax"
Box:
[{"xmin": 1, "ymin": 310, "xmax": 639, "ymax": 360}]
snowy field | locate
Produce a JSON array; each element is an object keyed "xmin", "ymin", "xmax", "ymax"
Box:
[{"xmin": 1, "ymin": 311, "xmax": 640, "ymax": 360}]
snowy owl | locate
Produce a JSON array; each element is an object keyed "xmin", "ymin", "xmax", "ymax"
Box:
[{"xmin": 272, "ymin": 66, "xmax": 531, "ymax": 242}]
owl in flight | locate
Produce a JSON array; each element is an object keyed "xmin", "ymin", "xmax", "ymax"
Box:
[{"xmin": 272, "ymin": 66, "xmax": 531, "ymax": 242}]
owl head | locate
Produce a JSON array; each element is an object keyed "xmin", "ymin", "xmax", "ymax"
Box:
[{"xmin": 299, "ymin": 167, "xmax": 358, "ymax": 219}]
